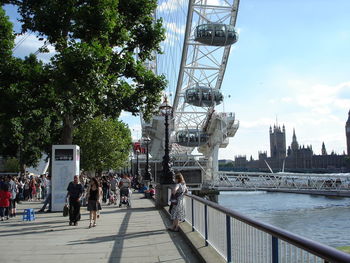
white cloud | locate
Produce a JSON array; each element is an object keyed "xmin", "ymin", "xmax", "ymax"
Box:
[
  {"xmin": 218, "ymin": 77, "xmax": 350, "ymax": 159},
  {"xmin": 13, "ymin": 34, "xmax": 56, "ymax": 62},
  {"xmin": 158, "ymin": 0, "xmax": 186, "ymax": 13},
  {"xmin": 240, "ymin": 117, "xmax": 275, "ymax": 129},
  {"xmin": 281, "ymin": 97, "xmax": 293, "ymax": 103},
  {"xmin": 164, "ymin": 21, "xmax": 185, "ymax": 35},
  {"xmin": 130, "ymin": 124, "xmax": 142, "ymax": 141},
  {"xmin": 292, "ymin": 81, "xmax": 350, "ymax": 111},
  {"xmin": 207, "ymin": 0, "xmax": 226, "ymax": 6},
  {"xmin": 120, "ymin": 111, "xmax": 131, "ymax": 118}
]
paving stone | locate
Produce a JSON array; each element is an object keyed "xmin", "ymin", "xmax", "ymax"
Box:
[{"xmin": 0, "ymin": 193, "xmax": 199, "ymax": 263}]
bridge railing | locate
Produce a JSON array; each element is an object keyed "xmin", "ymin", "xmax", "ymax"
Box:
[
  {"xmin": 217, "ymin": 172, "xmax": 350, "ymax": 191},
  {"xmin": 183, "ymin": 193, "xmax": 350, "ymax": 263}
]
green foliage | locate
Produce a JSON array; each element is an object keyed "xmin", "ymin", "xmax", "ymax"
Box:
[
  {"xmin": 3, "ymin": 157, "xmax": 20, "ymax": 172},
  {"xmin": 0, "ymin": 54, "xmax": 59, "ymax": 168},
  {"xmin": 73, "ymin": 117, "xmax": 132, "ymax": 173},
  {"xmin": 0, "ymin": 1, "xmax": 166, "ymax": 168},
  {"xmin": 0, "ymin": 6, "xmax": 14, "ymax": 60},
  {"xmin": 13, "ymin": 0, "xmax": 167, "ymax": 131}
]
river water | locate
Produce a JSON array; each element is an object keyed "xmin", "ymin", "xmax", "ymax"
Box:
[{"xmin": 218, "ymin": 191, "xmax": 350, "ymax": 248}]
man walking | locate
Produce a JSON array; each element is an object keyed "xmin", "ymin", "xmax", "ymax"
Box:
[
  {"xmin": 38, "ymin": 175, "xmax": 52, "ymax": 212},
  {"xmin": 66, "ymin": 175, "xmax": 83, "ymax": 226}
]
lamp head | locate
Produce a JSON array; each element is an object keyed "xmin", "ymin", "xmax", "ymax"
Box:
[{"xmin": 159, "ymin": 96, "xmax": 172, "ymax": 115}]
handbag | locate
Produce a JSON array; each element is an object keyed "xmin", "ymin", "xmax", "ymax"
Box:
[
  {"xmin": 169, "ymin": 193, "xmax": 179, "ymax": 206},
  {"xmin": 63, "ymin": 204, "xmax": 69, "ymax": 217}
]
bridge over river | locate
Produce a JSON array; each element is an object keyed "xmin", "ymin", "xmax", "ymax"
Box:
[{"xmin": 213, "ymin": 172, "xmax": 350, "ymax": 197}]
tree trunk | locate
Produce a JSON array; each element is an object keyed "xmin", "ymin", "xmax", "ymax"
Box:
[
  {"xmin": 61, "ymin": 115, "xmax": 74, "ymax": 144},
  {"xmin": 20, "ymin": 163, "xmax": 26, "ymax": 175},
  {"xmin": 18, "ymin": 145, "xmax": 26, "ymax": 175}
]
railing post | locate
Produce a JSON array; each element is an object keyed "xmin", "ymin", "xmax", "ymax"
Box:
[
  {"xmin": 191, "ymin": 198, "xmax": 194, "ymax": 231},
  {"xmin": 226, "ymin": 215, "xmax": 232, "ymax": 263},
  {"xmin": 204, "ymin": 204, "xmax": 208, "ymax": 246},
  {"xmin": 272, "ymin": 236, "xmax": 278, "ymax": 263}
]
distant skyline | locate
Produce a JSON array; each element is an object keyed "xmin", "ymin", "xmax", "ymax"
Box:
[{"xmin": 4, "ymin": 1, "xmax": 350, "ymax": 160}]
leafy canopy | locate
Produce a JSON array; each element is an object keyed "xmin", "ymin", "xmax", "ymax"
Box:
[
  {"xmin": 73, "ymin": 117, "xmax": 132, "ymax": 172},
  {"xmin": 13, "ymin": 0, "xmax": 167, "ymax": 125}
]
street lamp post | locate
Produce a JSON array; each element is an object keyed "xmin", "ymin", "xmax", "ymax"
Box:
[
  {"xmin": 136, "ymin": 149, "xmax": 140, "ymax": 179},
  {"xmin": 159, "ymin": 97, "xmax": 174, "ymax": 185},
  {"xmin": 142, "ymin": 136, "xmax": 151, "ymax": 182},
  {"xmin": 130, "ymin": 152, "xmax": 133, "ymax": 176}
]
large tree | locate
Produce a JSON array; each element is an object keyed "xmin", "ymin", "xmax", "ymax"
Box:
[
  {"xmin": 73, "ymin": 116, "xmax": 132, "ymax": 174},
  {"xmin": 0, "ymin": 6, "xmax": 59, "ymax": 172},
  {"xmin": 11, "ymin": 0, "xmax": 166, "ymax": 144}
]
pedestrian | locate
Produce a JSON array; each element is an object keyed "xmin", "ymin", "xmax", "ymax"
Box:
[
  {"xmin": 23, "ymin": 180, "xmax": 30, "ymax": 201},
  {"xmin": 7, "ymin": 176, "xmax": 17, "ymax": 217},
  {"xmin": 36, "ymin": 177, "xmax": 42, "ymax": 200},
  {"xmin": 38, "ymin": 175, "xmax": 52, "ymax": 212},
  {"xmin": 41, "ymin": 174, "xmax": 47, "ymax": 200},
  {"xmin": 86, "ymin": 178, "xmax": 100, "ymax": 228},
  {"xmin": 0, "ymin": 183, "xmax": 11, "ymax": 221},
  {"xmin": 97, "ymin": 179, "xmax": 103, "ymax": 218},
  {"xmin": 118, "ymin": 174, "xmax": 131, "ymax": 207},
  {"xmin": 101, "ymin": 176, "xmax": 110, "ymax": 203},
  {"xmin": 29, "ymin": 178, "xmax": 36, "ymax": 201},
  {"xmin": 66, "ymin": 175, "xmax": 84, "ymax": 226},
  {"xmin": 167, "ymin": 173, "xmax": 188, "ymax": 232},
  {"xmin": 17, "ymin": 178, "xmax": 24, "ymax": 201}
]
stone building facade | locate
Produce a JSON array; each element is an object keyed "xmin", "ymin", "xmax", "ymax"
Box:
[
  {"xmin": 234, "ymin": 111, "xmax": 350, "ymax": 173},
  {"xmin": 346, "ymin": 110, "xmax": 350, "ymax": 155}
]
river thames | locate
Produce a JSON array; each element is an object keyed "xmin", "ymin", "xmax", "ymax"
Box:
[{"xmin": 219, "ymin": 191, "xmax": 350, "ymax": 248}]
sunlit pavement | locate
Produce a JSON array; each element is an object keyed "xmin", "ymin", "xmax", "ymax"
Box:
[{"xmin": 0, "ymin": 193, "xmax": 199, "ymax": 263}]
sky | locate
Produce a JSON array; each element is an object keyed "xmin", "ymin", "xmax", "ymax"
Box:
[{"xmin": 4, "ymin": 0, "xmax": 350, "ymax": 160}]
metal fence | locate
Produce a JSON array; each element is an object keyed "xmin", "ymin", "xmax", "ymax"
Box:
[{"xmin": 183, "ymin": 194, "xmax": 350, "ymax": 263}]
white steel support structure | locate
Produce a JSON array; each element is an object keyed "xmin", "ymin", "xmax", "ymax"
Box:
[
  {"xmin": 142, "ymin": 0, "xmax": 241, "ymax": 187},
  {"xmin": 170, "ymin": 0, "xmax": 240, "ymax": 184}
]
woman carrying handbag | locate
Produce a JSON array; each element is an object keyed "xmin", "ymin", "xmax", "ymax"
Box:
[{"xmin": 86, "ymin": 178, "xmax": 100, "ymax": 228}]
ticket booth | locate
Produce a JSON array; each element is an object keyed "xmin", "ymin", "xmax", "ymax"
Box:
[{"xmin": 52, "ymin": 145, "xmax": 80, "ymax": 211}]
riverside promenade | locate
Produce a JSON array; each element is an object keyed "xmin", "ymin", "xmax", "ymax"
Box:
[{"xmin": 0, "ymin": 193, "xmax": 200, "ymax": 263}]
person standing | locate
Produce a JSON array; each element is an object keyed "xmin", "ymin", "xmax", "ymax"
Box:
[
  {"xmin": 86, "ymin": 178, "xmax": 100, "ymax": 228},
  {"xmin": 7, "ymin": 176, "xmax": 17, "ymax": 217},
  {"xmin": 29, "ymin": 178, "xmax": 36, "ymax": 201},
  {"xmin": 118, "ymin": 174, "xmax": 131, "ymax": 207},
  {"xmin": 38, "ymin": 175, "xmax": 52, "ymax": 212},
  {"xmin": 0, "ymin": 184, "xmax": 11, "ymax": 221},
  {"xmin": 168, "ymin": 173, "xmax": 188, "ymax": 232},
  {"xmin": 66, "ymin": 176, "xmax": 83, "ymax": 226},
  {"xmin": 23, "ymin": 179, "xmax": 30, "ymax": 201}
]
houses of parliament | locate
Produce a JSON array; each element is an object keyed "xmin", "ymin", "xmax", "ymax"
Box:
[{"xmin": 234, "ymin": 110, "xmax": 350, "ymax": 173}]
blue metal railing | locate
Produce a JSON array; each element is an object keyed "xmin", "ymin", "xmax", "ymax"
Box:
[{"xmin": 184, "ymin": 193, "xmax": 350, "ymax": 263}]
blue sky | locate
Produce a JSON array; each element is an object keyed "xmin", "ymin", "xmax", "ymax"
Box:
[
  {"xmin": 4, "ymin": 0, "xmax": 350, "ymax": 160},
  {"xmin": 221, "ymin": 0, "xmax": 350, "ymax": 159}
]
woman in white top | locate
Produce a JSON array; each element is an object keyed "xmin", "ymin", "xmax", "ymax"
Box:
[{"xmin": 168, "ymin": 173, "xmax": 188, "ymax": 232}]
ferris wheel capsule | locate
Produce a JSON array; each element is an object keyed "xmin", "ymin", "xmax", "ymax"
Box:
[
  {"xmin": 194, "ymin": 24, "xmax": 238, "ymax": 46},
  {"xmin": 176, "ymin": 129, "xmax": 209, "ymax": 147},
  {"xmin": 185, "ymin": 85, "xmax": 223, "ymax": 107}
]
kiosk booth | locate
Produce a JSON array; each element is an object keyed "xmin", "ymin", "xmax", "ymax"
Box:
[{"xmin": 51, "ymin": 145, "xmax": 80, "ymax": 212}]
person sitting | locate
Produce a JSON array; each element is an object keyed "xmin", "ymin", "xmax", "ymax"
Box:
[
  {"xmin": 138, "ymin": 184, "xmax": 147, "ymax": 193},
  {"xmin": 144, "ymin": 185, "xmax": 155, "ymax": 199}
]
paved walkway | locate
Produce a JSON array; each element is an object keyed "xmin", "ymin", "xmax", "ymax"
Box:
[{"xmin": 0, "ymin": 193, "xmax": 200, "ymax": 263}]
